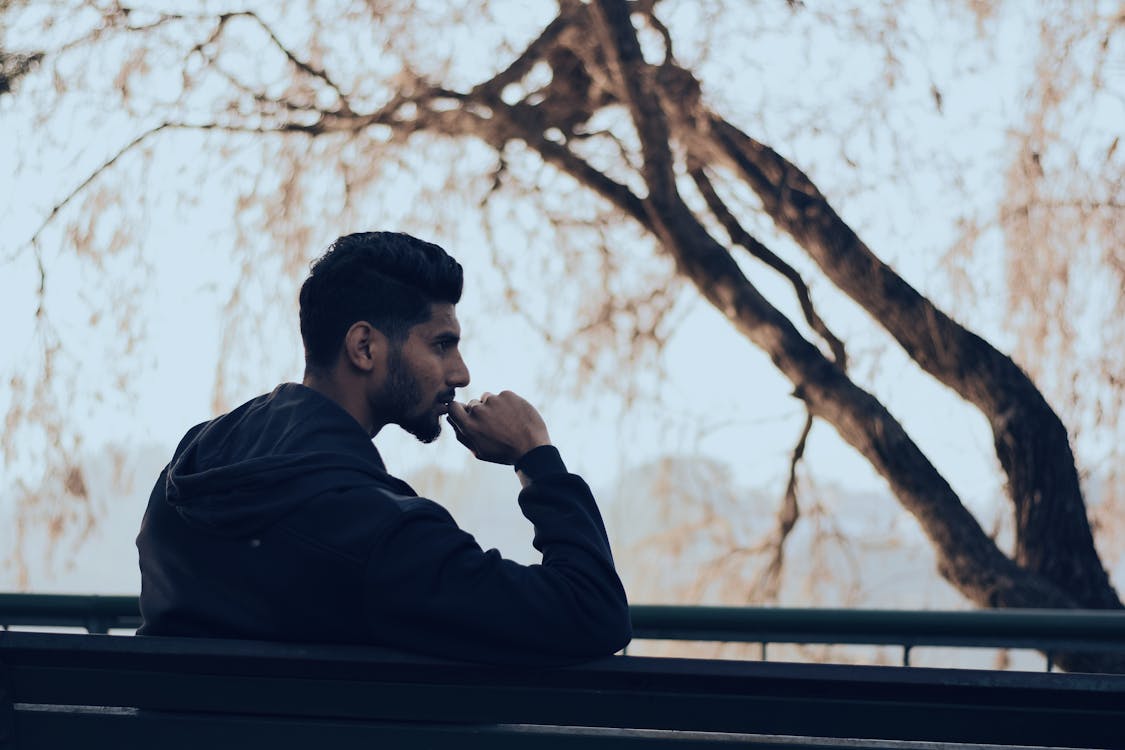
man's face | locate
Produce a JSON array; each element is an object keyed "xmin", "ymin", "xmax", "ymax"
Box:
[{"xmin": 373, "ymin": 303, "xmax": 470, "ymax": 443}]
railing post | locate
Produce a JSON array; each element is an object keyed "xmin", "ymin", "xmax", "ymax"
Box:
[
  {"xmin": 85, "ymin": 617, "xmax": 110, "ymax": 635},
  {"xmin": 0, "ymin": 656, "xmax": 13, "ymax": 744},
  {"xmin": 903, "ymin": 645, "xmax": 911, "ymax": 667}
]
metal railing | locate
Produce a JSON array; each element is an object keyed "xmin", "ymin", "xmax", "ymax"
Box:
[
  {"xmin": 0, "ymin": 593, "xmax": 141, "ymax": 634},
  {"xmin": 627, "ymin": 604, "xmax": 1125, "ymax": 670},
  {"xmin": 3, "ymin": 593, "xmax": 1124, "ymax": 670}
]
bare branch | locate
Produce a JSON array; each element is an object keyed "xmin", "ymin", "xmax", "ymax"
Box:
[
  {"xmin": 19, "ymin": 115, "xmax": 338, "ymax": 258},
  {"xmin": 23, "ymin": 122, "xmax": 173, "ymax": 253},
  {"xmin": 468, "ymin": 7, "xmax": 574, "ymax": 99},
  {"xmin": 784, "ymin": 411, "xmax": 813, "ymax": 519},
  {"xmin": 689, "ymin": 163, "xmax": 847, "ymax": 368},
  {"xmin": 465, "ymin": 93, "xmax": 649, "ymax": 222},
  {"xmin": 181, "ymin": 9, "xmax": 353, "ymax": 112},
  {"xmin": 46, "ymin": 7, "xmax": 191, "ymax": 58},
  {"xmin": 590, "ymin": 0, "xmax": 678, "ymax": 212},
  {"xmin": 529, "ymin": 136, "xmax": 649, "ymax": 223},
  {"xmin": 233, "ymin": 10, "xmax": 353, "ymax": 113},
  {"xmin": 762, "ymin": 408, "xmax": 814, "ymax": 598}
]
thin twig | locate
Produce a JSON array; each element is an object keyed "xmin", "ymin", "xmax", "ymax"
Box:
[
  {"xmin": 233, "ymin": 10, "xmax": 354, "ymax": 114},
  {"xmin": 25, "ymin": 122, "xmax": 174, "ymax": 252}
]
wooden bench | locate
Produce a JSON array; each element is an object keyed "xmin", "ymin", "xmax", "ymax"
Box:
[{"xmin": 2, "ymin": 630, "xmax": 1123, "ymax": 748}]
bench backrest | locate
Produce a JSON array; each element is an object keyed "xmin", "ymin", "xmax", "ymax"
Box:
[{"xmin": 2, "ymin": 631, "xmax": 1123, "ymax": 748}]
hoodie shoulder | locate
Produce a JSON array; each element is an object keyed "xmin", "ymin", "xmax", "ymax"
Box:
[{"xmin": 163, "ymin": 384, "xmax": 403, "ymax": 536}]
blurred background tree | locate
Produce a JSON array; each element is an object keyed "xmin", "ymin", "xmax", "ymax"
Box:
[{"xmin": 2, "ymin": 0, "xmax": 1123, "ymax": 671}]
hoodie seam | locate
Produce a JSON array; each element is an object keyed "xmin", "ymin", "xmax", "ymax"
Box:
[{"xmin": 275, "ymin": 521, "xmax": 365, "ymax": 565}]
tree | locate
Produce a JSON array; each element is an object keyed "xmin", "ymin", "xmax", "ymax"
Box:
[{"xmin": 3, "ymin": 0, "xmax": 1122, "ymax": 670}]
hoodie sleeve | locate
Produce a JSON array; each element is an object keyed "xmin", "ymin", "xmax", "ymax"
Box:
[{"xmin": 361, "ymin": 446, "xmax": 631, "ymax": 665}]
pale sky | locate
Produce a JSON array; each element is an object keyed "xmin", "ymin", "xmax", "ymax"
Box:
[{"xmin": 1, "ymin": 1, "xmax": 1119, "ymax": 599}]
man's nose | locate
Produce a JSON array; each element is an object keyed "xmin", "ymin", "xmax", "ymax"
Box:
[{"xmin": 448, "ymin": 353, "xmax": 470, "ymax": 389}]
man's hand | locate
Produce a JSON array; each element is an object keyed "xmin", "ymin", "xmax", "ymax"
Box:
[{"xmin": 446, "ymin": 390, "xmax": 551, "ymax": 465}]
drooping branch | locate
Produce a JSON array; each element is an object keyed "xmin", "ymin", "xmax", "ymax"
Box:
[{"xmin": 756, "ymin": 408, "xmax": 812, "ymax": 602}]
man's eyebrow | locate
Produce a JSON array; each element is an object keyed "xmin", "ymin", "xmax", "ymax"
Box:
[{"xmin": 432, "ymin": 331, "xmax": 461, "ymax": 342}]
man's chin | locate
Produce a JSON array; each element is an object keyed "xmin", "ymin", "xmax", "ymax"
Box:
[{"xmin": 401, "ymin": 416, "xmax": 442, "ymax": 444}]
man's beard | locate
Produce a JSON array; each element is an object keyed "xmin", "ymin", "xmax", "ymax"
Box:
[{"xmin": 379, "ymin": 346, "xmax": 442, "ymax": 444}]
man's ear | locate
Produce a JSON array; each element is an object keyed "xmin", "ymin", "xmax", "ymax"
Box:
[{"xmin": 342, "ymin": 321, "xmax": 387, "ymax": 373}]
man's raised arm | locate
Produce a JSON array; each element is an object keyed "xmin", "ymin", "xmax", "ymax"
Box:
[{"xmin": 362, "ymin": 391, "xmax": 631, "ymax": 664}]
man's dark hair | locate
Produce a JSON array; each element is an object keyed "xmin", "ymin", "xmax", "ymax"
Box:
[{"xmin": 299, "ymin": 232, "xmax": 463, "ymax": 372}]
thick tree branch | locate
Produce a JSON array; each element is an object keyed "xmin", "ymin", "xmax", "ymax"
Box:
[
  {"xmin": 562, "ymin": 0, "xmax": 1078, "ymax": 616},
  {"xmin": 635, "ymin": 37, "xmax": 1118, "ymax": 615},
  {"xmin": 705, "ymin": 114, "xmax": 1120, "ymax": 611},
  {"xmin": 464, "ymin": 96, "xmax": 650, "ymax": 223}
]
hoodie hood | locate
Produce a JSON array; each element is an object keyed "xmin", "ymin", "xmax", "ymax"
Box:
[{"xmin": 166, "ymin": 383, "xmax": 415, "ymax": 535}]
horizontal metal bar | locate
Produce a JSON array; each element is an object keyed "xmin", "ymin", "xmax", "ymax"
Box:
[
  {"xmin": 0, "ymin": 594, "xmax": 142, "ymax": 631},
  {"xmin": 628, "ymin": 605, "xmax": 1125, "ymax": 652}
]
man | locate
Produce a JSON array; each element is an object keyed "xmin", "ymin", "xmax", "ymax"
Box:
[{"xmin": 136, "ymin": 231, "xmax": 631, "ymax": 664}]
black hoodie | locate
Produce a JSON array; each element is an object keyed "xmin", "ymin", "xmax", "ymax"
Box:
[{"xmin": 136, "ymin": 383, "xmax": 631, "ymax": 664}]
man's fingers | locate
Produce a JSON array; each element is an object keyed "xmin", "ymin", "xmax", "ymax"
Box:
[
  {"xmin": 446, "ymin": 415, "xmax": 472, "ymax": 444},
  {"xmin": 445, "ymin": 409, "xmax": 466, "ymax": 435},
  {"xmin": 445, "ymin": 414, "xmax": 477, "ymax": 452},
  {"xmin": 447, "ymin": 404, "xmax": 479, "ymax": 445},
  {"xmin": 448, "ymin": 401, "xmax": 473, "ymax": 423}
]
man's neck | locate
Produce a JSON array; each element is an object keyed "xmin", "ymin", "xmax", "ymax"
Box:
[{"xmin": 302, "ymin": 371, "xmax": 381, "ymax": 438}]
